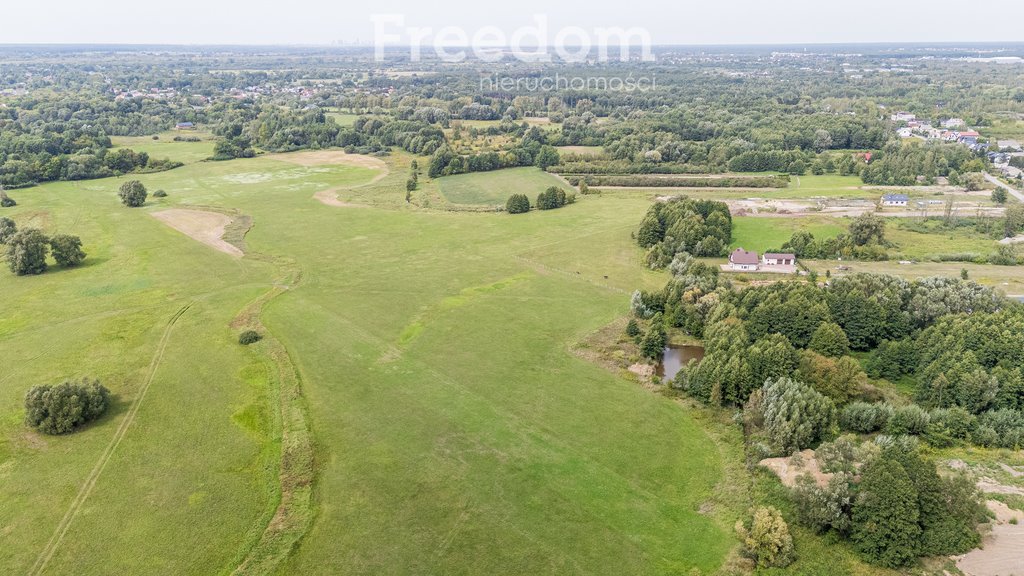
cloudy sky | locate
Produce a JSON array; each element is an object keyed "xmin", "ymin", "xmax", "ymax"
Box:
[{"xmin": 2, "ymin": 0, "xmax": 1023, "ymax": 45}]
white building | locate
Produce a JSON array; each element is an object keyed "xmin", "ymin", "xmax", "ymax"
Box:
[
  {"xmin": 762, "ymin": 253, "xmax": 797, "ymax": 266},
  {"xmin": 881, "ymin": 194, "xmax": 909, "ymax": 207}
]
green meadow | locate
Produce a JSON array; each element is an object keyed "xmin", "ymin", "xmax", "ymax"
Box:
[
  {"xmin": 0, "ymin": 153, "xmax": 735, "ymax": 574},
  {"xmin": 435, "ymin": 166, "xmax": 569, "ymax": 205},
  {"xmin": 110, "ymin": 132, "xmax": 217, "ymax": 165}
]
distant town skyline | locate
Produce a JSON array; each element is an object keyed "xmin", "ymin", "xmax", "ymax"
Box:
[{"xmin": 3, "ymin": 0, "xmax": 1024, "ymax": 46}]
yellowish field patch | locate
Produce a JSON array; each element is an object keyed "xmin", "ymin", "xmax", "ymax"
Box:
[
  {"xmin": 151, "ymin": 209, "xmax": 243, "ymax": 257},
  {"xmin": 266, "ymin": 150, "xmax": 387, "ymax": 170}
]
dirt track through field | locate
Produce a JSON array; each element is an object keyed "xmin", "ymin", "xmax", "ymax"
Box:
[
  {"xmin": 29, "ymin": 303, "xmax": 193, "ymax": 576},
  {"xmin": 276, "ymin": 151, "xmax": 390, "ymax": 207}
]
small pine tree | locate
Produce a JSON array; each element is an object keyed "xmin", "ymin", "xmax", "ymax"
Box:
[
  {"xmin": 851, "ymin": 458, "xmax": 921, "ymax": 567},
  {"xmin": 239, "ymin": 330, "xmax": 262, "ymax": 345},
  {"xmin": 625, "ymin": 318, "xmax": 641, "ymax": 340},
  {"xmin": 506, "ymin": 194, "xmax": 531, "ymax": 214},
  {"xmin": 639, "ymin": 323, "xmax": 667, "ymax": 360}
]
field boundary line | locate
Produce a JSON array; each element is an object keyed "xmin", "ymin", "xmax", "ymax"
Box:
[{"xmin": 29, "ymin": 302, "xmax": 193, "ymax": 576}]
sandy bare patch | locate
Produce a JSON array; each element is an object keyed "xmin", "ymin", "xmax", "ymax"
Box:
[
  {"xmin": 956, "ymin": 502, "xmax": 1024, "ymax": 576},
  {"xmin": 152, "ymin": 209, "xmax": 242, "ymax": 257},
  {"xmin": 759, "ymin": 449, "xmax": 833, "ymax": 488},
  {"xmin": 266, "ymin": 150, "xmax": 387, "ymax": 170},
  {"xmin": 628, "ymin": 363, "xmax": 655, "ymax": 378},
  {"xmin": 312, "ymin": 189, "xmax": 373, "ymax": 208}
]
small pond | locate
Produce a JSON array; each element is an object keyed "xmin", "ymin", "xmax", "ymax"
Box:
[{"xmin": 656, "ymin": 344, "xmax": 705, "ymax": 382}]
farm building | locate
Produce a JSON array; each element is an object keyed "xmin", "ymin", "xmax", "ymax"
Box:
[
  {"xmin": 762, "ymin": 253, "xmax": 797, "ymax": 266},
  {"xmin": 729, "ymin": 248, "xmax": 760, "ymax": 271},
  {"xmin": 175, "ymin": 121, "xmax": 195, "ymax": 130},
  {"xmin": 881, "ymin": 193, "xmax": 909, "ymax": 207}
]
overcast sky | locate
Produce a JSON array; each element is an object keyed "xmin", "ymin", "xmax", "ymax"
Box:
[{"xmin": 2, "ymin": 0, "xmax": 1023, "ymax": 46}]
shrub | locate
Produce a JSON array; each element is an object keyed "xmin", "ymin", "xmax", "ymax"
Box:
[
  {"xmin": 24, "ymin": 379, "xmax": 110, "ymax": 435},
  {"xmin": 887, "ymin": 405, "xmax": 930, "ymax": 435},
  {"xmin": 979, "ymin": 408, "xmax": 1024, "ymax": 448},
  {"xmin": 816, "ymin": 435, "xmax": 859, "ymax": 474},
  {"xmin": 0, "ymin": 189, "xmax": 15, "ymax": 207},
  {"xmin": 843, "ymin": 401, "xmax": 892, "ymax": 432},
  {"xmin": 840, "ymin": 401, "xmax": 893, "ymax": 433},
  {"xmin": 736, "ymin": 506, "xmax": 795, "ymax": 568},
  {"xmin": 49, "ymin": 234, "xmax": 86, "ymax": 267},
  {"xmin": 238, "ymin": 330, "xmax": 262, "ymax": 345},
  {"xmin": 762, "ymin": 377, "xmax": 836, "ymax": 454},
  {"xmin": 152, "ymin": 189, "xmax": 168, "ymax": 198},
  {"xmin": 6, "ymin": 228, "xmax": 49, "ymax": 275},
  {"xmin": 973, "ymin": 425, "xmax": 999, "ymax": 447},
  {"xmin": 0, "ymin": 217, "xmax": 16, "ymax": 244},
  {"xmin": 505, "ymin": 193, "xmax": 531, "ymax": 214},
  {"xmin": 927, "ymin": 406, "xmax": 977, "ymax": 441},
  {"xmin": 118, "ymin": 180, "xmax": 148, "ymax": 207},
  {"xmin": 792, "ymin": 472, "xmax": 853, "ymax": 534},
  {"xmin": 536, "ymin": 186, "xmax": 568, "ymax": 210}
]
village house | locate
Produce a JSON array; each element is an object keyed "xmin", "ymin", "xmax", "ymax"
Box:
[
  {"xmin": 891, "ymin": 111, "xmax": 916, "ymax": 122},
  {"xmin": 942, "ymin": 118, "xmax": 966, "ymax": 129},
  {"xmin": 957, "ymin": 130, "xmax": 980, "ymax": 145},
  {"xmin": 881, "ymin": 193, "xmax": 909, "ymax": 207},
  {"xmin": 762, "ymin": 253, "xmax": 796, "ymax": 266},
  {"xmin": 728, "ymin": 248, "xmax": 760, "ymax": 271}
]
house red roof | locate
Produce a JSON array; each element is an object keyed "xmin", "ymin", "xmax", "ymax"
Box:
[{"xmin": 730, "ymin": 248, "xmax": 759, "ymax": 265}]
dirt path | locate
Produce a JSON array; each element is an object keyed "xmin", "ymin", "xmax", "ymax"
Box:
[
  {"xmin": 312, "ymin": 169, "xmax": 389, "ymax": 207},
  {"xmin": 264, "ymin": 150, "xmax": 391, "ymax": 207},
  {"xmin": 29, "ymin": 303, "xmax": 193, "ymax": 576},
  {"xmin": 985, "ymin": 172, "xmax": 1024, "ymax": 203},
  {"xmin": 228, "ymin": 254, "xmax": 314, "ymax": 576},
  {"xmin": 152, "ymin": 209, "xmax": 243, "ymax": 257}
]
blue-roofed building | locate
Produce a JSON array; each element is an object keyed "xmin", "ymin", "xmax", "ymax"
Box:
[{"xmin": 881, "ymin": 193, "xmax": 909, "ymax": 207}]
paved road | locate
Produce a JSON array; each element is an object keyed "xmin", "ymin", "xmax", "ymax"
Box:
[{"xmin": 986, "ymin": 173, "xmax": 1024, "ymax": 203}]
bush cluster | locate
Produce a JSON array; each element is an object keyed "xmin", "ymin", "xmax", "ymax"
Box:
[{"xmin": 25, "ymin": 379, "xmax": 110, "ymax": 435}]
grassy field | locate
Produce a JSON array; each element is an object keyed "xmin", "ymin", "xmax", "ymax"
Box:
[
  {"xmin": 435, "ymin": 166, "xmax": 570, "ymax": 205},
  {"xmin": 110, "ymin": 132, "xmax": 217, "ymax": 165},
  {"xmin": 324, "ymin": 111, "xmax": 360, "ymax": 127},
  {"xmin": 0, "ymin": 152, "xmax": 736, "ymax": 574},
  {"xmin": 730, "ymin": 216, "xmax": 845, "ymax": 252}
]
